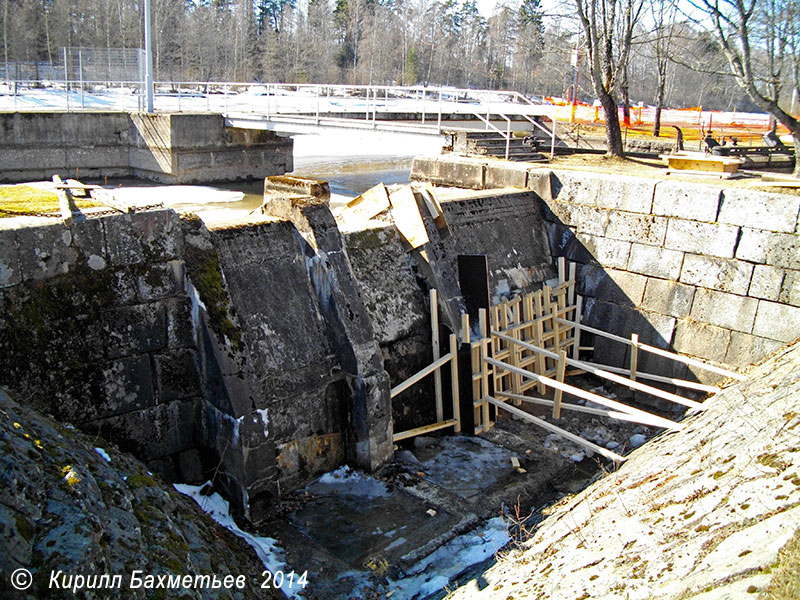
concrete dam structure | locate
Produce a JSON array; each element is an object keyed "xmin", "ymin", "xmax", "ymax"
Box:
[
  {"xmin": 2, "ymin": 149, "xmax": 799, "ymax": 531},
  {"xmin": 0, "ymin": 112, "xmax": 292, "ymax": 183}
]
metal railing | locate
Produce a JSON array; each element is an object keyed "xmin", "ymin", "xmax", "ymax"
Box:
[{"xmin": 2, "ymin": 79, "xmax": 559, "ymax": 146}]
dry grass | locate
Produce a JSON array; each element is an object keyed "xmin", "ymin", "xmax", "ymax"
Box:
[
  {"xmin": 0, "ymin": 184, "xmax": 102, "ymax": 218},
  {"xmin": 762, "ymin": 526, "xmax": 800, "ymax": 599}
]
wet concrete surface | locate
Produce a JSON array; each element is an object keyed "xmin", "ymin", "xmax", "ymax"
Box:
[
  {"xmin": 260, "ymin": 418, "xmax": 601, "ymax": 599},
  {"xmin": 288, "ymin": 471, "xmax": 460, "ymax": 568}
]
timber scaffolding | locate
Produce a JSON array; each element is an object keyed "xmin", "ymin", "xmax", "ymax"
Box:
[{"xmin": 391, "ymin": 257, "xmax": 746, "ymax": 461}]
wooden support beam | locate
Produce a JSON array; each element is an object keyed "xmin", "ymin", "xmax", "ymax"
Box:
[
  {"xmin": 534, "ymin": 313, "xmax": 547, "ymax": 395},
  {"xmin": 484, "ymin": 395, "xmax": 626, "ymax": 462},
  {"xmin": 630, "ymin": 333, "xmax": 639, "ymax": 382},
  {"xmin": 392, "ymin": 419, "xmax": 459, "ymax": 442},
  {"xmin": 479, "ymin": 308, "xmax": 491, "ymax": 432},
  {"xmin": 430, "ymin": 289, "xmax": 443, "ymax": 422},
  {"xmin": 90, "ymin": 188, "xmax": 131, "ymax": 213},
  {"xmin": 568, "ymin": 262, "xmax": 576, "ymax": 305},
  {"xmin": 483, "ymin": 356, "xmax": 683, "ymax": 430},
  {"xmin": 571, "ymin": 295, "xmax": 583, "ymax": 360},
  {"xmin": 390, "ymin": 352, "xmax": 453, "ymax": 398},
  {"xmin": 449, "ymin": 333, "xmax": 461, "ymax": 432},
  {"xmin": 496, "ymin": 391, "xmax": 681, "ymax": 429},
  {"xmin": 52, "ymin": 174, "xmax": 74, "ymax": 226},
  {"xmin": 572, "ymin": 361, "xmax": 718, "ymax": 394},
  {"xmin": 492, "ymin": 331, "xmax": 705, "ymax": 410},
  {"xmin": 552, "ymin": 349, "xmax": 567, "ymax": 418},
  {"xmin": 554, "ymin": 318, "xmax": 745, "ymax": 381}
]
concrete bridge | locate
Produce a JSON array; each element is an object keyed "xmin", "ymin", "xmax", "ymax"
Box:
[{"xmin": 1, "ymin": 81, "xmax": 559, "ymax": 159}]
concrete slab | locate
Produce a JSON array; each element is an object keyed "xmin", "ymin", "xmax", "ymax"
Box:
[
  {"xmin": 288, "ymin": 467, "xmax": 460, "ymax": 568},
  {"xmin": 402, "ymin": 435, "xmax": 516, "ymax": 500}
]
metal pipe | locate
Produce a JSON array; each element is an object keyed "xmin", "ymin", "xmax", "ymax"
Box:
[{"xmin": 144, "ymin": 0, "xmax": 154, "ymax": 112}]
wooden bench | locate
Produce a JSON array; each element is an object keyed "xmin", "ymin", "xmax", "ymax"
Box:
[{"xmin": 659, "ymin": 151, "xmax": 744, "ymax": 178}]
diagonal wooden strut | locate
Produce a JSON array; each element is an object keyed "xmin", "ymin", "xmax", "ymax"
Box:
[
  {"xmin": 484, "ymin": 395, "xmax": 626, "ymax": 462},
  {"xmin": 483, "ymin": 356, "xmax": 683, "ymax": 431},
  {"xmin": 492, "ymin": 331, "xmax": 705, "ymax": 411}
]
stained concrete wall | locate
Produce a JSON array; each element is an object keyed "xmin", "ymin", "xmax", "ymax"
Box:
[
  {"xmin": 0, "ymin": 201, "xmax": 393, "ymax": 523},
  {"xmin": 0, "ymin": 210, "xmax": 205, "ymax": 483},
  {"xmin": 341, "ymin": 187, "xmax": 555, "ymax": 433},
  {"xmin": 0, "ymin": 111, "xmax": 292, "ymax": 183},
  {"xmin": 344, "ymin": 224, "xmax": 435, "ymax": 432},
  {"xmin": 411, "ymin": 156, "xmax": 800, "ymax": 383}
]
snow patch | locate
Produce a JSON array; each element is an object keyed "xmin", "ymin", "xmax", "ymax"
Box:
[
  {"xmin": 94, "ymin": 447, "xmax": 111, "ymax": 462},
  {"xmin": 256, "ymin": 408, "xmax": 269, "ymax": 437},
  {"xmin": 174, "ymin": 483, "xmax": 304, "ymax": 599},
  {"xmin": 387, "ymin": 517, "xmax": 510, "ymax": 599},
  {"xmin": 308, "ymin": 465, "xmax": 390, "ymax": 498}
]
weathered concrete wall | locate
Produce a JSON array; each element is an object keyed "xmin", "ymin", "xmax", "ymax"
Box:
[
  {"xmin": 340, "ymin": 188, "xmax": 554, "ymax": 435},
  {"xmin": 450, "ymin": 340, "xmax": 800, "ymax": 600},
  {"xmin": 0, "ymin": 111, "xmax": 292, "ymax": 183},
  {"xmin": 344, "ymin": 224, "xmax": 435, "ymax": 432},
  {"xmin": 0, "ymin": 210, "xmax": 205, "ymax": 483},
  {"xmin": 411, "ymin": 156, "xmax": 800, "ymax": 382},
  {"xmin": 0, "ymin": 200, "xmax": 393, "ymax": 523}
]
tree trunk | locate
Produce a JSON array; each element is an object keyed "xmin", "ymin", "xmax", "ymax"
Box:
[
  {"xmin": 600, "ymin": 91, "xmax": 624, "ymax": 156},
  {"xmin": 793, "ymin": 129, "xmax": 800, "ymax": 178},
  {"xmin": 621, "ymin": 67, "xmax": 631, "ymax": 127},
  {"xmin": 653, "ymin": 80, "xmax": 665, "ymax": 137}
]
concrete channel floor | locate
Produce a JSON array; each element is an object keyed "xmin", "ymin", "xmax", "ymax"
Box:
[{"xmin": 259, "ymin": 412, "xmax": 633, "ymax": 600}]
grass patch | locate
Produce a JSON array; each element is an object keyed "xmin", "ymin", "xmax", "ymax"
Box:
[
  {"xmin": 0, "ymin": 184, "xmax": 101, "ymax": 218},
  {"xmin": 762, "ymin": 525, "xmax": 800, "ymax": 599}
]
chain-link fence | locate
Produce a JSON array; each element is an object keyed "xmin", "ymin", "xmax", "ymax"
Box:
[
  {"xmin": 1, "ymin": 47, "xmax": 144, "ymax": 84},
  {"xmin": 1, "ymin": 47, "xmax": 147, "ymax": 110}
]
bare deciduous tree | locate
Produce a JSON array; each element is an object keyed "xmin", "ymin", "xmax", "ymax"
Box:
[
  {"xmin": 572, "ymin": 0, "xmax": 645, "ymax": 156},
  {"xmin": 694, "ymin": 0, "xmax": 800, "ymax": 174}
]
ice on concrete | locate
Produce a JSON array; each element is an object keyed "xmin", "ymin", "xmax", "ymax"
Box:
[
  {"xmin": 308, "ymin": 465, "xmax": 391, "ymax": 498},
  {"xmin": 174, "ymin": 483, "xmax": 304, "ymax": 599},
  {"xmin": 410, "ymin": 435, "xmax": 517, "ymax": 499},
  {"xmin": 387, "ymin": 517, "xmax": 510, "ymax": 599}
]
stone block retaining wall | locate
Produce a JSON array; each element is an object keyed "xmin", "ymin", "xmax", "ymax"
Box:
[
  {"xmin": 0, "ymin": 210, "xmax": 206, "ymax": 481},
  {"xmin": 540, "ymin": 170, "xmax": 800, "ymax": 380},
  {"xmin": 0, "ymin": 203, "xmax": 393, "ymax": 523},
  {"xmin": 411, "ymin": 156, "xmax": 800, "ymax": 382}
]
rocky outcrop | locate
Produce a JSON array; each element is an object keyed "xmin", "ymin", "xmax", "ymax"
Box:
[
  {"xmin": 449, "ymin": 340, "xmax": 800, "ymax": 599},
  {"xmin": 0, "ymin": 387, "xmax": 281, "ymax": 600}
]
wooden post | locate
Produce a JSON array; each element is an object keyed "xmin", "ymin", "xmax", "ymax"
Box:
[
  {"xmin": 533, "ymin": 290, "xmax": 547, "ymax": 394},
  {"xmin": 479, "ymin": 308, "xmax": 491, "ymax": 432},
  {"xmin": 430, "ymin": 289, "xmax": 443, "ymax": 422},
  {"xmin": 450, "ymin": 333, "xmax": 461, "ymax": 432},
  {"xmin": 552, "ymin": 350, "xmax": 567, "ymax": 418},
  {"xmin": 630, "ymin": 333, "xmax": 639, "ymax": 382},
  {"xmin": 510, "ymin": 324, "xmax": 522, "ymax": 405},
  {"xmin": 52, "ymin": 174, "xmax": 74, "ymax": 226},
  {"xmin": 571, "ymin": 295, "xmax": 583, "ymax": 360},
  {"xmin": 568, "ymin": 261, "xmax": 577, "ymax": 305},
  {"xmin": 557, "ymin": 256, "xmax": 566, "ymax": 284},
  {"xmin": 544, "ymin": 285, "xmax": 561, "ymax": 358},
  {"xmin": 555, "ymin": 286, "xmax": 568, "ymax": 352}
]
